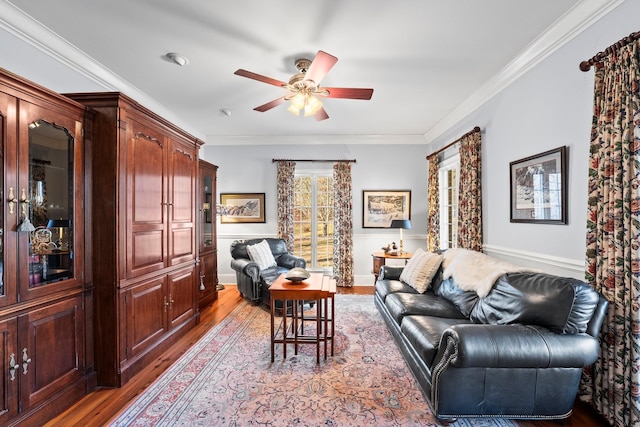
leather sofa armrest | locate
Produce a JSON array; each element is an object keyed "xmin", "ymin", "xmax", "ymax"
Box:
[
  {"xmin": 230, "ymin": 258, "xmax": 260, "ymax": 281},
  {"xmin": 433, "ymin": 323, "xmax": 600, "ymax": 371},
  {"xmin": 277, "ymin": 253, "xmax": 306, "ymax": 269},
  {"xmin": 379, "ymin": 265, "xmax": 404, "ymax": 281}
]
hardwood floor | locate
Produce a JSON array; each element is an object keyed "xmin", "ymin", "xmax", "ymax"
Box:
[{"xmin": 46, "ymin": 285, "xmax": 610, "ymax": 427}]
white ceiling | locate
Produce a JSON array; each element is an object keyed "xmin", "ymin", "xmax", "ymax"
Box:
[{"xmin": 0, "ymin": 0, "xmax": 624, "ymax": 143}]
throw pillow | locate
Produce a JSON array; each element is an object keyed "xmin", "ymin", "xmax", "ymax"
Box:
[
  {"xmin": 399, "ymin": 248, "xmax": 444, "ymax": 293},
  {"xmin": 246, "ymin": 239, "xmax": 277, "ymax": 271}
]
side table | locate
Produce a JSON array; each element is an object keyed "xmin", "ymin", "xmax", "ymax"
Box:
[
  {"xmin": 371, "ymin": 251, "xmax": 413, "ymax": 284},
  {"xmin": 269, "ymin": 273, "xmax": 336, "ymax": 364}
]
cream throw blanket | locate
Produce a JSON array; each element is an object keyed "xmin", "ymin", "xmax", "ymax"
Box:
[{"xmin": 442, "ymin": 248, "xmax": 535, "ymax": 297}]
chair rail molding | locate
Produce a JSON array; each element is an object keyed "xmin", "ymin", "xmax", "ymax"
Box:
[{"xmin": 483, "ymin": 244, "xmax": 584, "ymax": 279}]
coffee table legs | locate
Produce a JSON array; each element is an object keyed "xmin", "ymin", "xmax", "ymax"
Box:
[{"xmin": 270, "ymin": 297, "xmax": 333, "ymax": 364}]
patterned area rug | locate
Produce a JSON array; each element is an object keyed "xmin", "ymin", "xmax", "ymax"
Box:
[{"xmin": 110, "ymin": 295, "xmax": 517, "ymax": 426}]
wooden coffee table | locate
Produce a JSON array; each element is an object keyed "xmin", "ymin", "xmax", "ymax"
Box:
[{"xmin": 269, "ymin": 273, "xmax": 336, "ymax": 363}]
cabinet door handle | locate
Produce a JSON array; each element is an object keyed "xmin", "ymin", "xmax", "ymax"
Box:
[
  {"xmin": 22, "ymin": 348, "xmax": 32, "ymax": 375},
  {"xmin": 7, "ymin": 187, "xmax": 17, "ymax": 215},
  {"xmin": 8, "ymin": 353, "xmax": 18, "ymax": 381},
  {"xmin": 20, "ymin": 188, "xmax": 30, "ymax": 217}
]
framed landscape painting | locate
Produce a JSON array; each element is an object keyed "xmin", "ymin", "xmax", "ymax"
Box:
[
  {"xmin": 362, "ymin": 190, "xmax": 411, "ymax": 228},
  {"xmin": 510, "ymin": 146, "xmax": 567, "ymax": 224},
  {"xmin": 219, "ymin": 193, "xmax": 265, "ymax": 223}
]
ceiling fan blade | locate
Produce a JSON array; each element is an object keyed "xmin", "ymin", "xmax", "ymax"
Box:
[
  {"xmin": 234, "ymin": 69, "xmax": 287, "ymax": 88},
  {"xmin": 314, "ymin": 107, "xmax": 329, "ymax": 121},
  {"xmin": 304, "ymin": 51, "xmax": 338, "ymax": 85},
  {"xmin": 322, "ymin": 87, "xmax": 374, "ymax": 100},
  {"xmin": 254, "ymin": 96, "xmax": 286, "ymax": 112}
]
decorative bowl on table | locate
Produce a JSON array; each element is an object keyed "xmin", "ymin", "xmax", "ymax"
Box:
[{"xmin": 285, "ymin": 267, "xmax": 310, "ymax": 282}]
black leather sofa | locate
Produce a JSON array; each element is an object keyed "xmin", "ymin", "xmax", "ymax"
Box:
[
  {"xmin": 230, "ymin": 238, "xmax": 306, "ymax": 306},
  {"xmin": 374, "ymin": 254, "xmax": 608, "ymax": 421}
]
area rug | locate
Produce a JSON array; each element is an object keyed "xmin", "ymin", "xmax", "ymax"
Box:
[{"xmin": 110, "ymin": 295, "xmax": 517, "ymax": 426}]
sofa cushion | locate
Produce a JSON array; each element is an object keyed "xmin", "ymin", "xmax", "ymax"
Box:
[
  {"xmin": 401, "ymin": 315, "xmax": 472, "ymax": 366},
  {"xmin": 470, "ymin": 272, "xmax": 599, "ymax": 334},
  {"xmin": 434, "ymin": 277, "xmax": 479, "ymax": 317},
  {"xmin": 385, "ymin": 292, "xmax": 467, "ymax": 324},
  {"xmin": 375, "ymin": 279, "xmax": 418, "ymax": 302},
  {"xmin": 247, "ymin": 239, "xmax": 277, "ymax": 270},
  {"xmin": 399, "ymin": 249, "xmax": 444, "ymax": 293}
]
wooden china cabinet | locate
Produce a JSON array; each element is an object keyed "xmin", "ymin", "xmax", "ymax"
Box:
[
  {"xmin": 197, "ymin": 160, "xmax": 219, "ymax": 309},
  {"xmin": 0, "ymin": 68, "xmax": 93, "ymax": 426},
  {"xmin": 65, "ymin": 92, "xmax": 203, "ymax": 387}
]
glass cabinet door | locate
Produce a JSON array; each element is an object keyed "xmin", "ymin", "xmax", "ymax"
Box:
[
  {"xmin": 25, "ymin": 119, "xmax": 74, "ymax": 287},
  {"xmin": 0, "ymin": 112, "xmax": 4, "ymax": 299},
  {"xmin": 200, "ymin": 172, "xmax": 214, "ymax": 251},
  {"xmin": 0, "ymin": 93, "xmax": 18, "ymax": 307},
  {"xmin": 17, "ymin": 102, "xmax": 83, "ymax": 300}
]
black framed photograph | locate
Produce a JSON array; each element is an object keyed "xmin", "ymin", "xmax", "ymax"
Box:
[
  {"xmin": 219, "ymin": 193, "xmax": 265, "ymax": 223},
  {"xmin": 510, "ymin": 146, "xmax": 567, "ymax": 224},
  {"xmin": 362, "ymin": 190, "xmax": 411, "ymax": 228}
]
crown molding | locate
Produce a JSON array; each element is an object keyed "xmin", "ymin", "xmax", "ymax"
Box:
[
  {"xmin": 0, "ymin": 1, "xmax": 205, "ymax": 140},
  {"xmin": 423, "ymin": 0, "xmax": 626, "ymax": 144}
]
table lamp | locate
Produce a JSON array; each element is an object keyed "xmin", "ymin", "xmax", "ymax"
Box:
[
  {"xmin": 47, "ymin": 219, "xmax": 71, "ymax": 249},
  {"xmin": 390, "ymin": 219, "xmax": 412, "ymax": 254}
]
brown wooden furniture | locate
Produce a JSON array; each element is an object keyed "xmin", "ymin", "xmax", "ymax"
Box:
[
  {"xmin": 66, "ymin": 92, "xmax": 203, "ymax": 387},
  {"xmin": 0, "ymin": 68, "xmax": 93, "ymax": 425},
  {"xmin": 371, "ymin": 251, "xmax": 413, "ymax": 283},
  {"xmin": 197, "ymin": 159, "xmax": 219, "ymax": 309},
  {"xmin": 269, "ymin": 273, "xmax": 336, "ymax": 364}
]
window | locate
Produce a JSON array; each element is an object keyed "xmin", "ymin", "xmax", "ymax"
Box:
[
  {"xmin": 439, "ymin": 154, "xmax": 460, "ymax": 249},
  {"xmin": 293, "ymin": 172, "xmax": 334, "ymax": 271}
]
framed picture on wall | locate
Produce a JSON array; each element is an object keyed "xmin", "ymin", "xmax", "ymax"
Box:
[
  {"xmin": 362, "ymin": 190, "xmax": 411, "ymax": 228},
  {"xmin": 510, "ymin": 146, "xmax": 567, "ymax": 224},
  {"xmin": 219, "ymin": 193, "xmax": 266, "ymax": 223}
]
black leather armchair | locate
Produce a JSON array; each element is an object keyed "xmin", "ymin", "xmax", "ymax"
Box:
[{"xmin": 230, "ymin": 238, "xmax": 306, "ymax": 306}]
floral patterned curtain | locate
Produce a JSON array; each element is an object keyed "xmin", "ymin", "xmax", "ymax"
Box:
[
  {"xmin": 426, "ymin": 154, "xmax": 440, "ymax": 252},
  {"xmin": 333, "ymin": 162, "xmax": 353, "ymax": 287},
  {"xmin": 276, "ymin": 161, "xmax": 296, "ymax": 252},
  {"xmin": 457, "ymin": 129, "xmax": 483, "ymax": 251},
  {"xmin": 581, "ymin": 39, "xmax": 640, "ymax": 427}
]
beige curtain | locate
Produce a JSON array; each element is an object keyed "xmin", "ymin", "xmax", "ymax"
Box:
[
  {"xmin": 426, "ymin": 154, "xmax": 440, "ymax": 251},
  {"xmin": 581, "ymin": 38, "xmax": 640, "ymax": 427},
  {"xmin": 457, "ymin": 129, "xmax": 483, "ymax": 251},
  {"xmin": 276, "ymin": 161, "xmax": 296, "ymax": 252},
  {"xmin": 333, "ymin": 162, "xmax": 353, "ymax": 287}
]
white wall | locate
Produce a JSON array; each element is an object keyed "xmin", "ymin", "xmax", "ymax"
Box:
[
  {"xmin": 202, "ymin": 142, "xmax": 429, "ymax": 285},
  {"xmin": 204, "ymin": 0, "xmax": 639, "ymax": 284},
  {"xmin": 428, "ymin": 1, "xmax": 640, "ymax": 278}
]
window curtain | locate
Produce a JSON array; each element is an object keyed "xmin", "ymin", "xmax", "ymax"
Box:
[
  {"xmin": 457, "ymin": 129, "xmax": 483, "ymax": 251},
  {"xmin": 333, "ymin": 162, "xmax": 354, "ymax": 287},
  {"xmin": 581, "ymin": 39, "xmax": 640, "ymax": 427},
  {"xmin": 276, "ymin": 161, "xmax": 296, "ymax": 252},
  {"xmin": 426, "ymin": 154, "xmax": 440, "ymax": 251}
]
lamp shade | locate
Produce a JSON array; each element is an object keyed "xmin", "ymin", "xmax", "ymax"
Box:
[
  {"xmin": 47, "ymin": 219, "xmax": 71, "ymax": 228},
  {"xmin": 390, "ymin": 219, "xmax": 412, "ymax": 229}
]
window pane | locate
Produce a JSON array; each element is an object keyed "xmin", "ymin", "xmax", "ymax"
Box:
[{"xmin": 293, "ymin": 174, "xmax": 334, "ymax": 269}]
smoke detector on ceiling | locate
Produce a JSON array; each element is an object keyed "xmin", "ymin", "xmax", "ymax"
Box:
[{"xmin": 166, "ymin": 52, "xmax": 189, "ymax": 66}]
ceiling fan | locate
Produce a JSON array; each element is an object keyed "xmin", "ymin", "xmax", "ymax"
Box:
[{"xmin": 234, "ymin": 50, "xmax": 374, "ymax": 121}]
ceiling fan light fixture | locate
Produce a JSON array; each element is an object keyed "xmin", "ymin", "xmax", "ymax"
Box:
[
  {"xmin": 303, "ymin": 95, "xmax": 322, "ymax": 117},
  {"xmin": 234, "ymin": 50, "xmax": 372, "ymax": 121},
  {"xmin": 287, "ymin": 103, "xmax": 300, "ymax": 116}
]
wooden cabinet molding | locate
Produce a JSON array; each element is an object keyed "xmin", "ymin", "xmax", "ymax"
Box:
[
  {"xmin": 0, "ymin": 67, "xmax": 93, "ymax": 426},
  {"xmin": 66, "ymin": 92, "xmax": 203, "ymax": 387}
]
